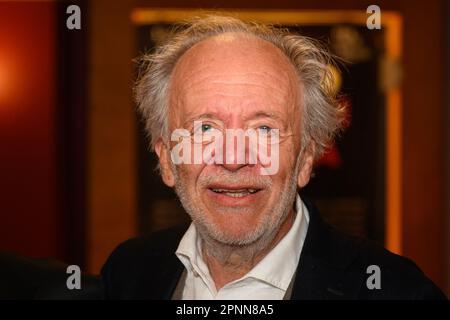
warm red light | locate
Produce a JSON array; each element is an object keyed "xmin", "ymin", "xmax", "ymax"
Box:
[
  {"xmin": 0, "ymin": 55, "xmax": 17, "ymax": 109},
  {"xmin": 0, "ymin": 59, "xmax": 6, "ymax": 101}
]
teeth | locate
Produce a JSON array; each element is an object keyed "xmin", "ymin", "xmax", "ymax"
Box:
[
  {"xmin": 225, "ymin": 192, "xmax": 248, "ymax": 198},
  {"xmin": 211, "ymin": 188, "xmax": 259, "ymax": 196}
]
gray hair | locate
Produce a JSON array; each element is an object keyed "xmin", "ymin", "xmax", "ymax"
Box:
[{"xmin": 135, "ymin": 14, "xmax": 346, "ymax": 160}]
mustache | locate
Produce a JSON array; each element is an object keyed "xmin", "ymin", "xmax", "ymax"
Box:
[{"xmin": 198, "ymin": 171, "xmax": 273, "ymax": 189}]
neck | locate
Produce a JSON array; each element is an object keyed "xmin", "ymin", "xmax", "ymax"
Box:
[{"xmin": 201, "ymin": 208, "xmax": 296, "ymax": 290}]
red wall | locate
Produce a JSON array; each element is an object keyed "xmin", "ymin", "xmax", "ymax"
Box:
[{"xmin": 0, "ymin": 2, "xmax": 62, "ymax": 258}]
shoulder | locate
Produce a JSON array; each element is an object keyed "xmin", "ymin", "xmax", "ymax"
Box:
[
  {"xmin": 334, "ymin": 228, "xmax": 446, "ymax": 299},
  {"xmin": 105, "ymin": 224, "xmax": 188, "ymax": 262},
  {"xmin": 100, "ymin": 224, "xmax": 188, "ymax": 299},
  {"xmin": 300, "ymin": 199, "xmax": 446, "ymax": 300}
]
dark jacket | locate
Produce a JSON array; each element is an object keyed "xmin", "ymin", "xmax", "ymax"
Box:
[
  {"xmin": 0, "ymin": 252, "xmax": 102, "ymax": 300},
  {"xmin": 101, "ymin": 201, "xmax": 446, "ymax": 300}
]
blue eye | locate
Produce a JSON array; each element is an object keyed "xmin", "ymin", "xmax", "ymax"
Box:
[
  {"xmin": 201, "ymin": 124, "xmax": 213, "ymax": 132},
  {"xmin": 258, "ymin": 125, "xmax": 272, "ymax": 134}
]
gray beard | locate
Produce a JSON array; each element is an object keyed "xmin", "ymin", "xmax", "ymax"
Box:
[{"xmin": 172, "ymin": 156, "xmax": 302, "ymax": 265}]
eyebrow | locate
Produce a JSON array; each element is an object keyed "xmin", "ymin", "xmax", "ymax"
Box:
[
  {"xmin": 182, "ymin": 111, "xmax": 286, "ymax": 128},
  {"xmin": 243, "ymin": 111, "xmax": 284, "ymax": 122},
  {"xmin": 183, "ymin": 113, "xmax": 222, "ymax": 126}
]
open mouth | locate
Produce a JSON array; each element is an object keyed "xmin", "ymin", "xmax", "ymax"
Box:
[{"xmin": 209, "ymin": 188, "xmax": 261, "ymax": 198}]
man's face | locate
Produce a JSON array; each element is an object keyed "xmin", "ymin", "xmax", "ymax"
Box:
[{"xmin": 156, "ymin": 33, "xmax": 314, "ymax": 246}]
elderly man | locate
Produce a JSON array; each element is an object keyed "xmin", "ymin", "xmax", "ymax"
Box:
[{"xmin": 101, "ymin": 15, "xmax": 445, "ymax": 300}]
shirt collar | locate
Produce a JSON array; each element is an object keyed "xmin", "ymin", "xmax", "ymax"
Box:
[{"xmin": 175, "ymin": 193, "xmax": 309, "ymax": 291}]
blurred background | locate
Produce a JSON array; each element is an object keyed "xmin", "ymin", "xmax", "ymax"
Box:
[{"xmin": 0, "ymin": 0, "xmax": 448, "ymax": 295}]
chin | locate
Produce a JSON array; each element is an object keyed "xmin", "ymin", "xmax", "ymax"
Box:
[{"xmin": 203, "ymin": 216, "xmax": 265, "ymax": 245}]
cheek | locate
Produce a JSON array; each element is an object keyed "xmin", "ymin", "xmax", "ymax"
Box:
[
  {"xmin": 176, "ymin": 164, "xmax": 204, "ymax": 188},
  {"xmin": 268, "ymin": 145, "xmax": 300, "ymax": 189},
  {"xmin": 267, "ymin": 154, "xmax": 292, "ymax": 188},
  {"xmin": 277, "ymin": 142, "xmax": 299, "ymax": 172}
]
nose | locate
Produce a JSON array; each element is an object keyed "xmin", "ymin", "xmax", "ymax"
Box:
[
  {"xmin": 221, "ymin": 162, "xmax": 248, "ymax": 172},
  {"xmin": 220, "ymin": 133, "xmax": 250, "ymax": 172}
]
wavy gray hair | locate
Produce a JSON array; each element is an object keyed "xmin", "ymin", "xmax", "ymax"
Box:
[{"xmin": 135, "ymin": 15, "xmax": 346, "ymax": 160}]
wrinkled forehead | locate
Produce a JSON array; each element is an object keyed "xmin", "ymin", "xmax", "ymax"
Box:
[
  {"xmin": 169, "ymin": 32, "xmax": 300, "ymax": 103},
  {"xmin": 167, "ymin": 33, "xmax": 302, "ymax": 129}
]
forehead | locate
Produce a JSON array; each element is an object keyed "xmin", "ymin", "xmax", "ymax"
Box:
[{"xmin": 169, "ymin": 33, "xmax": 300, "ymax": 120}]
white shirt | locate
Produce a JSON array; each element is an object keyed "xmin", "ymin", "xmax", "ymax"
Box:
[{"xmin": 175, "ymin": 194, "xmax": 310, "ymax": 300}]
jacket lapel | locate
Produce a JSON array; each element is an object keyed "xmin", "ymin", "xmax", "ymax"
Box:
[
  {"xmin": 290, "ymin": 199, "xmax": 364, "ymax": 299},
  {"xmin": 133, "ymin": 226, "xmax": 187, "ymax": 299}
]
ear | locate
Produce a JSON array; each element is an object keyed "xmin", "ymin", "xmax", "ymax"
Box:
[
  {"xmin": 297, "ymin": 142, "xmax": 315, "ymax": 188},
  {"xmin": 155, "ymin": 138, "xmax": 175, "ymax": 187}
]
